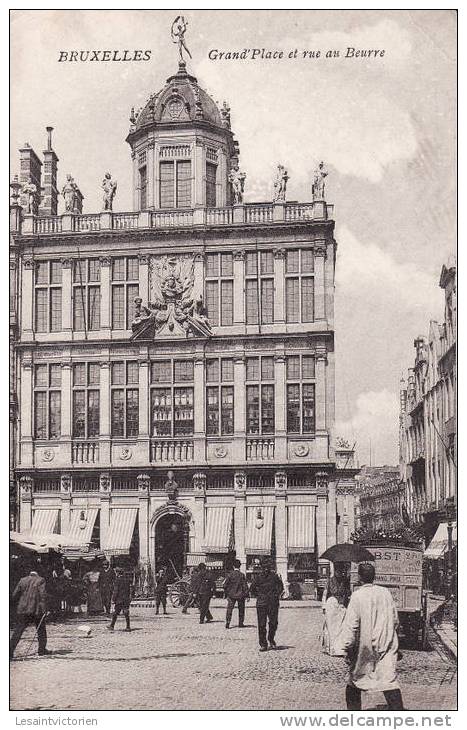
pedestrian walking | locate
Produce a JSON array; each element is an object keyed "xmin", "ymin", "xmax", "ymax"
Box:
[
  {"xmin": 334, "ymin": 562, "xmax": 404, "ymax": 711},
  {"xmin": 321, "ymin": 562, "xmax": 351, "ymax": 656},
  {"xmin": 250, "ymin": 559, "xmax": 284, "ymax": 651},
  {"xmin": 107, "ymin": 567, "xmax": 133, "ymax": 632},
  {"xmin": 223, "ymin": 559, "xmax": 249, "ymax": 628},
  {"xmin": 181, "ymin": 567, "xmax": 198, "ymax": 614},
  {"xmin": 99, "ymin": 560, "xmax": 116, "ymax": 616},
  {"xmin": 196, "ymin": 563, "xmax": 216, "ymax": 624},
  {"xmin": 155, "ymin": 567, "xmax": 170, "ymax": 615},
  {"xmin": 10, "ymin": 569, "xmax": 50, "ymax": 659},
  {"xmin": 84, "ymin": 562, "xmax": 104, "ymax": 615}
]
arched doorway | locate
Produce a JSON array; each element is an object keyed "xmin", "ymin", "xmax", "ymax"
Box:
[{"xmin": 154, "ymin": 512, "xmax": 189, "ymax": 582}]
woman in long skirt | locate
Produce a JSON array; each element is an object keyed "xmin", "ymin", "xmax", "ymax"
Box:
[
  {"xmin": 84, "ymin": 564, "xmax": 104, "ymax": 615},
  {"xmin": 321, "ymin": 562, "xmax": 351, "ymax": 656}
]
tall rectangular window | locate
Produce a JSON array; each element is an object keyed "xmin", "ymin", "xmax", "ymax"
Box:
[
  {"xmin": 286, "ymin": 354, "xmax": 316, "ymax": 434},
  {"xmin": 72, "ymin": 362, "xmax": 100, "ymax": 438},
  {"xmin": 159, "ymin": 160, "xmax": 192, "ymax": 208},
  {"xmin": 205, "ymin": 358, "xmax": 234, "ymax": 435},
  {"xmin": 205, "ymin": 253, "xmax": 233, "ymax": 327},
  {"xmin": 33, "ymin": 363, "xmax": 61, "ymax": 439},
  {"xmin": 34, "ymin": 260, "xmax": 62, "ymax": 333},
  {"xmin": 72, "ymin": 259, "xmax": 101, "ymax": 331},
  {"xmin": 176, "ymin": 161, "xmax": 192, "ymax": 208},
  {"xmin": 151, "ymin": 359, "xmax": 194, "ymax": 437},
  {"xmin": 285, "ymin": 249, "xmax": 315, "ymax": 323},
  {"xmin": 246, "ymin": 356, "xmax": 275, "ymax": 434},
  {"xmin": 111, "ymin": 360, "xmax": 139, "ymax": 437},
  {"xmin": 160, "ymin": 162, "xmax": 174, "ymax": 208},
  {"xmin": 111, "ymin": 257, "xmax": 139, "ymax": 330},
  {"xmin": 206, "ymin": 162, "xmax": 217, "ymax": 207},
  {"xmin": 286, "ymin": 278, "xmax": 299, "ymax": 322},
  {"xmin": 245, "ymin": 251, "xmax": 274, "ymax": 324}
]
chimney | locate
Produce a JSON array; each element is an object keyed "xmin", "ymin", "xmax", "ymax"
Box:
[
  {"xmin": 19, "ymin": 143, "xmax": 42, "ymax": 213},
  {"xmin": 40, "ymin": 127, "xmax": 59, "ymax": 216}
]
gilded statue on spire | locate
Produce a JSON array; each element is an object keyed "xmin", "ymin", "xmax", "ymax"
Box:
[{"xmin": 171, "ymin": 16, "xmax": 192, "ymax": 63}]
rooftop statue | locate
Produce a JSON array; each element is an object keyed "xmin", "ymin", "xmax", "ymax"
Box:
[
  {"xmin": 312, "ymin": 161, "xmax": 328, "ymax": 202},
  {"xmin": 22, "ymin": 176, "xmax": 39, "ymax": 215},
  {"xmin": 102, "ymin": 172, "xmax": 117, "ymax": 211},
  {"xmin": 229, "ymin": 165, "xmax": 246, "ymax": 205},
  {"xmin": 273, "ymin": 164, "xmax": 289, "ymax": 202},
  {"xmin": 171, "ymin": 15, "xmax": 192, "ymax": 63},
  {"xmin": 62, "ymin": 174, "xmax": 80, "ymax": 213}
]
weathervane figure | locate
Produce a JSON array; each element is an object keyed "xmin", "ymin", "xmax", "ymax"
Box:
[{"xmin": 171, "ymin": 16, "xmax": 192, "ymax": 62}]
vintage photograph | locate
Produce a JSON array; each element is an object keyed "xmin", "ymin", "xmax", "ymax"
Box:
[{"xmin": 9, "ymin": 9, "xmax": 456, "ymax": 712}]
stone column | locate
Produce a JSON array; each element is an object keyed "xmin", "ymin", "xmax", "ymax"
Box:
[
  {"xmin": 193, "ymin": 356, "xmax": 205, "ymax": 462},
  {"xmin": 233, "ymin": 250, "xmax": 245, "ymax": 324},
  {"xmin": 61, "ymin": 362, "xmax": 72, "ymax": 440},
  {"xmin": 192, "ymin": 473, "xmax": 206, "ymax": 553},
  {"xmin": 99, "ymin": 473, "xmax": 111, "ymax": 550},
  {"xmin": 22, "ymin": 258, "xmax": 34, "ymax": 339},
  {"xmin": 273, "ymin": 248, "xmax": 286, "ymax": 324},
  {"xmin": 20, "ymin": 361, "xmax": 33, "ymax": 465},
  {"xmin": 234, "ymin": 472, "xmax": 247, "ymax": 565},
  {"xmin": 61, "ymin": 258, "xmax": 73, "ymax": 334},
  {"xmin": 138, "ymin": 254, "xmax": 149, "ymax": 305},
  {"xmin": 275, "ymin": 471, "xmax": 288, "ymax": 590},
  {"xmin": 138, "ymin": 358, "xmax": 150, "ymax": 440},
  {"xmin": 60, "ymin": 474, "xmax": 72, "ymax": 532},
  {"xmin": 147, "ymin": 142, "xmax": 156, "ymax": 209},
  {"xmin": 19, "ymin": 476, "xmax": 33, "ymax": 531},
  {"xmin": 233, "ymin": 355, "xmax": 246, "ymax": 461},
  {"xmin": 137, "ymin": 474, "xmax": 151, "ymax": 566},
  {"xmin": 316, "ymin": 473, "xmax": 329, "ymax": 567},
  {"xmin": 274, "ymin": 353, "xmax": 287, "ymax": 461},
  {"xmin": 326, "ymin": 479, "xmax": 337, "ymax": 547},
  {"xmin": 314, "ymin": 242, "xmax": 327, "ymax": 321},
  {"xmin": 99, "ymin": 362, "xmax": 111, "ymax": 465},
  {"xmin": 315, "ymin": 346, "xmax": 327, "ymax": 433},
  {"xmin": 99, "ymin": 257, "xmax": 111, "ymax": 335}
]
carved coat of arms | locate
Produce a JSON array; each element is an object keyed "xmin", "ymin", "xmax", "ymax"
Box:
[{"xmin": 131, "ymin": 254, "xmax": 212, "ymax": 340}]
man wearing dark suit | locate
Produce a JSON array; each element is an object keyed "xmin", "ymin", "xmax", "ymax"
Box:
[
  {"xmin": 195, "ymin": 563, "xmax": 216, "ymax": 624},
  {"xmin": 223, "ymin": 559, "xmax": 249, "ymax": 628},
  {"xmin": 99, "ymin": 560, "xmax": 116, "ymax": 616},
  {"xmin": 107, "ymin": 567, "xmax": 133, "ymax": 631},
  {"xmin": 10, "ymin": 570, "xmax": 49, "ymax": 658},
  {"xmin": 250, "ymin": 559, "xmax": 284, "ymax": 651}
]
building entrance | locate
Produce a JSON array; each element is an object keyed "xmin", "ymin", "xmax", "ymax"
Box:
[{"xmin": 154, "ymin": 513, "xmax": 188, "ymax": 581}]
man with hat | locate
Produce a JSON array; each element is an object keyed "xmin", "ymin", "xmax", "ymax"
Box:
[
  {"xmin": 195, "ymin": 563, "xmax": 216, "ymax": 624},
  {"xmin": 250, "ymin": 558, "xmax": 284, "ymax": 651},
  {"xmin": 99, "ymin": 560, "xmax": 116, "ymax": 617},
  {"xmin": 10, "ymin": 568, "xmax": 50, "ymax": 659},
  {"xmin": 107, "ymin": 567, "xmax": 133, "ymax": 632}
]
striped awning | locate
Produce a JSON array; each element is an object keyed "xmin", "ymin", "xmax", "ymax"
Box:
[
  {"xmin": 425, "ymin": 521, "xmax": 457, "ymax": 559},
  {"xmin": 102, "ymin": 508, "xmax": 138, "ymax": 555},
  {"xmin": 67, "ymin": 508, "xmax": 99, "ymax": 544},
  {"xmin": 202, "ymin": 507, "xmax": 234, "ymax": 553},
  {"xmin": 245, "ymin": 506, "xmax": 274, "ymax": 555},
  {"xmin": 30, "ymin": 509, "xmax": 59, "ymax": 535},
  {"xmin": 288, "ymin": 505, "xmax": 316, "ymax": 553}
]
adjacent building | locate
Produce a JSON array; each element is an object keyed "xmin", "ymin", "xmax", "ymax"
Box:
[{"xmin": 354, "ymin": 465, "xmax": 402, "ymax": 532}]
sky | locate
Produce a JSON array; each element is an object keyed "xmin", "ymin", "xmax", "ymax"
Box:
[{"xmin": 10, "ymin": 10, "xmax": 457, "ymax": 466}]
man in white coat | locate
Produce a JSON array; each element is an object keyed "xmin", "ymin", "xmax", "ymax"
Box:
[{"xmin": 334, "ymin": 562, "xmax": 404, "ymax": 711}]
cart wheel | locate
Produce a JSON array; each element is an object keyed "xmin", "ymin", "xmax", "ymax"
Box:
[{"xmin": 169, "ymin": 580, "xmax": 190, "ymax": 608}]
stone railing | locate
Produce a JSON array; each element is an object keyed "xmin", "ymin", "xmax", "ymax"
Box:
[
  {"xmin": 150, "ymin": 439, "xmax": 194, "ymax": 463},
  {"xmin": 22, "ymin": 201, "xmax": 334, "ymax": 236},
  {"xmin": 246, "ymin": 438, "xmax": 275, "ymax": 461},
  {"xmin": 72, "ymin": 440, "xmax": 99, "ymax": 464}
]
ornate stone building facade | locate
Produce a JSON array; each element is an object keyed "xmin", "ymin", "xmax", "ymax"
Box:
[{"xmin": 10, "ymin": 57, "xmax": 340, "ymax": 588}]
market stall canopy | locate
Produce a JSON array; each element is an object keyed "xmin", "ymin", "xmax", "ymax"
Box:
[
  {"xmin": 10, "ymin": 531, "xmax": 49, "ymax": 553},
  {"xmin": 202, "ymin": 506, "xmax": 233, "ymax": 553},
  {"xmin": 424, "ymin": 521, "xmax": 457, "ymax": 559},
  {"xmin": 30, "ymin": 509, "xmax": 59, "ymax": 534},
  {"xmin": 68, "ymin": 508, "xmax": 99, "ymax": 543},
  {"xmin": 101, "ymin": 508, "xmax": 138, "ymax": 555},
  {"xmin": 10, "ymin": 531, "xmax": 85, "ymax": 552},
  {"xmin": 288, "ymin": 505, "xmax": 316, "ymax": 553},
  {"xmin": 320, "ymin": 543, "xmax": 375, "ymax": 563},
  {"xmin": 245, "ymin": 506, "xmax": 274, "ymax": 555}
]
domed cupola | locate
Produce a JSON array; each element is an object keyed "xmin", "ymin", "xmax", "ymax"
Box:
[{"xmin": 126, "ymin": 51, "xmax": 240, "ymax": 211}]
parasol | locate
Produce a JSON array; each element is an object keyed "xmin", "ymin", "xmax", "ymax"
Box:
[{"xmin": 320, "ymin": 543, "xmax": 375, "ymax": 563}]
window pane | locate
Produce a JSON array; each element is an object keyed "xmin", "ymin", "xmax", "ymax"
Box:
[
  {"xmin": 221, "ymin": 358, "xmax": 234, "ymax": 382},
  {"xmin": 246, "ymin": 385, "xmax": 260, "ymax": 434},
  {"xmin": 287, "ymin": 384, "xmax": 300, "ymax": 433},
  {"xmin": 286, "ymin": 250, "xmax": 299, "ymax": 273},
  {"xmin": 206, "ymin": 253, "xmax": 219, "ymax": 277},
  {"xmin": 127, "ymin": 361, "xmax": 139, "ymax": 384},
  {"xmin": 35, "ymin": 289, "xmax": 48, "ymax": 332},
  {"xmin": 302, "ymin": 355, "xmax": 315, "ymax": 379},
  {"xmin": 49, "ymin": 391, "xmax": 61, "ymax": 439},
  {"xmin": 111, "ymin": 362, "xmax": 124, "ymax": 385},
  {"xmin": 286, "ymin": 356, "xmax": 300, "ymax": 380},
  {"xmin": 151, "ymin": 388, "xmax": 172, "ymax": 436},
  {"xmin": 34, "ymin": 392, "xmax": 47, "ymax": 439},
  {"xmin": 245, "ymin": 252, "xmax": 257, "ymax": 276},
  {"xmin": 174, "ymin": 360, "xmax": 194, "ymax": 382},
  {"xmin": 246, "ymin": 280, "xmax": 259, "ymax": 324},
  {"xmin": 35, "ymin": 365, "xmax": 48, "ymax": 387},
  {"xmin": 176, "ymin": 160, "xmax": 192, "ymax": 208},
  {"xmin": 301, "ymin": 278, "xmax": 314, "ymax": 323},
  {"xmin": 50, "ymin": 261, "xmax": 62, "ymax": 284},
  {"xmin": 111, "ymin": 390, "xmax": 125, "ymax": 437},
  {"xmin": 302, "ymin": 384, "xmax": 315, "ymax": 433},
  {"xmin": 206, "ymin": 359, "xmax": 219, "ymax": 382},
  {"xmin": 36, "ymin": 262, "xmax": 48, "ymax": 284},
  {"xmin": 221, "ymin": 386, "xmax": 234, "ymax": 435},
  {"xmin": 88, "ymin": 286, "xmax": 101, "ymax": 330},
  {"xmin": 206, "ymin": 386, "xmax": 219, "ymax": 436},
  {"xmin": 49, "ymin": 364, "xmax": 61, "ymax": 387},
  {"xmin": 261, "ymin": 357, "xmax": 274, "ymax": 380},
  {"xmin": 286, "ymin": 278, "xmax": 299, "ymax": 323},
  {"xmin": 206, "ymin": 162, "xmax": 217, "ymax": 208},
  {"xmin": 205, "ymin": 281, "xmax": 219, "ymax": 327},
  {"xmin": 126, "ymin": 389, "xmax": 139, "ymax": 438},
  {"xmin": 50, "ymin": 289, "xmax": 62, "ymax": 332},
  {"xmin": 261, "ymin": 384, "xmax": 275, "ymax": 434},
  {"xmin": 261, "ymin": 279, "xmax": 274, "ymax": 324},
  {"xmin": 127, "ymin": 257, "xmax": 139, "ymax": 281},
  {"xmin": 221, "ymin": 280, "xmax": 233, "ymax": 325},
  {"xmin": 73, "ymin": 260, "xmax": 86, "ymax": 283},
  {"xmin": 73, "ymin": 391, "xmax": 86, "ymax": 437},
  {"xmin": 73, "ymin": 363, "xmax": 86, "ymax": 385},
  {"xmin": 88, "ymin": 390, "xmax": 100, "ymax": 437},
  {"xmin": 88, "ymin": 363, "xmax": 100, "ymax": 385},
  {"xmin": 127, "ymin": 284, "xmax": 139, "ymax": 328},
  {"xmin": 246, "ymin": 357, "xmax": 259, "ymax": 381},
  {"xmin": 112, "ymin": 258, "xmax": 125, "ymax": 281},
  {"xmin": 151, "ymin": 361, "xmax": 171, "ymax": 383},
  {"xmin": 174, "ymin": 387, "xmax": 194, "ymax": 435},
  {"xmin": 73, "ymin": 287, "xmax": 85, "ymax": 330},
  {"xmin": 302, "ymin": 249, "xmax": 314, "ymax": 273},
  {"xmin": 88, "ymin": 259, "xmax": 101, "ymax": 282},
  {"xmin": 112, "ymin": 285, "xmax": 125, "ymax": 329},
  {"xmin": 220, "ymin": 253, "xmax": 233, "ymax": 277},
  {"xmin": 140, "ymin": 166, "xmax": 147, "ymax": 210},
  {"xmin": 260, "ymin": 251, "xmax": 274, "ymax": 275}
]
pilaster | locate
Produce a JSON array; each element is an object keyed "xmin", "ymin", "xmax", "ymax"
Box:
[
  {"xmin": 316, "ymin": 472, "xmax": 329, "ymax": 562},
  {"xmin": 234, "ymin": 471, "xmax": 247, "ymax": 565},
  {"xmin": 274, "ymin": 353, "xmax": 287, "ymax": 460},
  {"xmin": 61, "ymin": 259, "xmax": 73, "ymax": 333},
  {"xmin": 61, "ymin": 362, "xmax": 72, "ymax": 440},
  {"xmin": 99, "ymin": 362, "xmax": 111, "ymax": 464},
  {"xmin": 193, "ymin": 356, "xmax": 205, "ymax": 462},
  {"xmin": 138, "ymin": 357, "xmax": 150, "ymax": 439},
  {"xmin": 315, "ymin": 346, "xmax": 327, "ymax": 433},
  {"xmin": 273, "ymin": 248, "xmax": 286, "ymax": 324},
  {"xmin": 275, "ymin": 471, "xmax": 288, "ymax": 589},
  {"xmin": 137, "ymin": 474, "xmax": 150, "ymax": 565},
  {"xmin": 99, "ymin": 256, "xmax": 111, "ymax": 334},
  {"xmin": 233, "ymin": 355, "xmax": 246, "ymax": 460},
  {"xmin": 22, "ymin": 258, "xmax": 34, "ymax": 338},
  {"xmin": 314, "ymin": 242, "xmax": 326, "ymax": 321},
  {"xmin": 99, "ymin": 473, "xmax": 111, "ymax": 549},
  {"xmin": 147, "ymin": 142, "xmax": 156, "ymax": 209},
  {"xmin": 233, "ymin": 250, "xmax": 245, "ymax": 324},
  {"xmin": 60, "ymin": 474, "xmax": 72, "ymax": 532},
  {"xmin": 19, "ymin": 476, "xmax": 33, "ymax": 531},
  {"xmin": 20, "ymin": 361, "xmax": 33, "ymax": 465},
  {"xmin": 193, "ymin": 472, "xmax": 206, "ymax": 553}
]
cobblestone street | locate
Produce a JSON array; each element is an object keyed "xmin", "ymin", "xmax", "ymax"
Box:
[{"xmin": 10, "ymin": 602, "xmax": 456, "ymax": 711}]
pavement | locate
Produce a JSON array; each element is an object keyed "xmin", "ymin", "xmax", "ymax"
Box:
[{"xmin": 10, "ymin": 602, "xmax": 457, "ymax": 711}]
